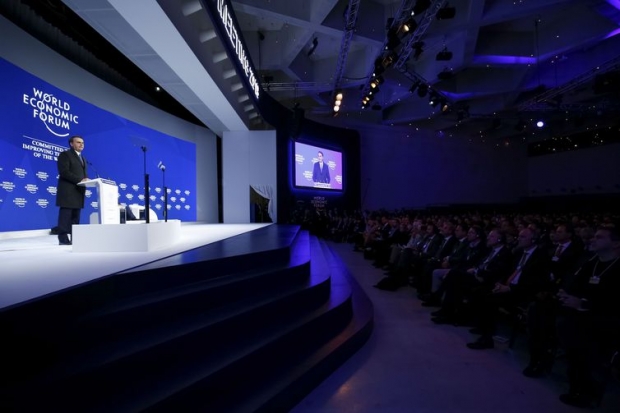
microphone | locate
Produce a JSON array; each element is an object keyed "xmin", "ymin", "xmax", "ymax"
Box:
[
  {"xmin": 157, "ymin": 161, "xmax": 166, "ymax": 171},
  {"xmin": 86, "ymin": 160, "xmax": 100, "ymax": 178}
]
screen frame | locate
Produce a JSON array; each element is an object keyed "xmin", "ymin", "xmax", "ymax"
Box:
[{"xmin": 292, "ymin": 139, "xmax": 344, "ymax": 192}]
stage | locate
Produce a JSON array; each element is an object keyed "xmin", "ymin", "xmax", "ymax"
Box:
[{"xmin": 0, "ymin": 223, "xmax": 270, "ymax": 310}]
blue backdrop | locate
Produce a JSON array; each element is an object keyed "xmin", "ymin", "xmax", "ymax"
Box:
[{"xmin": 0, "ymin": 58, "xmax": 196, "ymax": 232}]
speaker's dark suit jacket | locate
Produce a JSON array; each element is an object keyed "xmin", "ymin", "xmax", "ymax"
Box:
[
  {"xmin": 56, "ymin": 149, "xmax": 87, "ymax": 209},
  {"xmin": 312, "ymin": 161, "xmax": 330, "ymax": 183}
]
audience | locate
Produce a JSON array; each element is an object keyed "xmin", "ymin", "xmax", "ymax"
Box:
[{"xmin": 290, "ymin": 206, "xmax": 619, "ymax": 409}]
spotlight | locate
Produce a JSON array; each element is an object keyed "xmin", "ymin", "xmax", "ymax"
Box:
[
  {"xmin": 436, "ymin": 48, "xmax": 453, "ymax": 61},
  {"xmin": 333, "ymin": 89, "xmax": 343, "ymax": 115},
  {"xmin": 401, "ymin": 18, "xmax": 417, "ymax": 35},
  {"xmin": 413, "ymin": 42, "xmax": 424, "ymax": 59},
  {"xmin": 429, "ymin": 92, "xmax": 439, "ymax": 107},
  {"xmin": 536, "ymin": 120, "xmax": 545, "ymax": 128},
  {"xmin": 417, "ymin": 84, "xmax": 428, "ymax": 98},
  {"xmin": 383, "ymin": 51, "xmax": 398, "ymax": 67},
  {"xmin": 370, "ymin": 76, "xmax": 384, "ymax": 89},
  {"xmin": 409, "ymin": 81, "xmax": 420, "ymax": 93},
  {"xmin": 436, "ymin": 6, "xmax": 456, "ymax": 20},
  {"xmin": 412, "ymin": 0, "xmax": 431, "ymax": 16},
  {"xmin": 307, "ymin": 37, "xmax": 319, "ymax": 57}
]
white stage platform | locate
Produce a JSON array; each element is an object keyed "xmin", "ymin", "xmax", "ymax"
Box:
[{"xmin": 0, "ymin": 223, "xmax": 270, "ymax": 310}]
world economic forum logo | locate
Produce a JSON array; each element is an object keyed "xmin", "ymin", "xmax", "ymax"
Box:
[{"xmin": 22, "ymin": 87, "xmax": 80, "ymax": 138}]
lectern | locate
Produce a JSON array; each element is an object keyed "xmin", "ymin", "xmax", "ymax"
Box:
[{"xmin": 78, "ymin": 178, "xmax": 119, "ymax": 224}]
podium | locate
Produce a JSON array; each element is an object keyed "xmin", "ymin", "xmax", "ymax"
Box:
[
  {"xmin": 73, "ymin": 179, "xmax": 181, "ymax": 252},
  {"xmin": 78, "ymin": 178, "xmax": 119, "ymax": 224}
]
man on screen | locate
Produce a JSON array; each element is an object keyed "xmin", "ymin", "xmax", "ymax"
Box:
[
  {"xmin": 55, "ymin": 135, "xmax": 89, "ymax": 245},
  {"xmin": 312, "ymin": 151, "xmax": 330, "ymax": 184}
]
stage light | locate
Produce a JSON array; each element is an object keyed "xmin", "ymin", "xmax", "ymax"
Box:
[
  {"xmin": 436, "ymin": 48, "xmax": 453, "ymax": 61},
  {"xmin": 429, "ymin": 93, "xmax": 439, "ymax": 107},
  {"xmin": 401, "ymin": 18, "xmax": 417, "ymax": 35},
  {"xmin": 417, "ymin": 84, "xmax": 428, "ymax": 98},
  {"xmin": 383, "ymin": 52, "xmax": 398, "ymax": 67},
  {"xmin": 413, "ymin": 42, "xmax": 424, "ymax": 59},
  {"xmin": 409, "ymin": 81, "xmax": 420, "ymax": 93},
  {"xmin": 307, "ymin": 37, "xmax": 319, "ymax": 57},
  {"xmin": 370, "ymin": 76, "xmax": 384, "ymax": 89},
  {"xmin": 333, "ymin": 90, "xmax": 343, "ymax": 115},
  {"xmin": 537, "ymin": 120, "xmax": 545, "ymax": 128}
]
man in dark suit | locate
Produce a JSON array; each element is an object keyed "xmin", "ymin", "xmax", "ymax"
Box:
[
  {"xmin": 466, "ymin": 228, "xmax": 551, "ymax": 349},
  {"xmin": 523, "ymin": 223, "xmax": 583, "ymax": 377},
  {"xmin": 555, "ymin": 225, "xmax": 620, "ymax": 408},
  {"xmin": 414, "ymin": 221, "xmax": 459, "ymax": 294},
  {"xmin": 432, "ymin": 228, "xmax": 513, "ymax": 324},
  {"xmin": 56, "ymin": 135, "xmax": 89, "ymax": 245},
  {"xmin": 312, "ymin": 151, "xmax": 330, "ymax": 184}
]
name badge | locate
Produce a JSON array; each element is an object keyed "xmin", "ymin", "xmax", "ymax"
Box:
[
  {"xmin": 589, "ymin": 276, "xmax": 600, "ymax": 285},
  {"xmin": 552, "ymin": 256, "xmax": 560, "ymax": 262}
]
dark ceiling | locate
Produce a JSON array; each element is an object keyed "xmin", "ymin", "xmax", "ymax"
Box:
[{"xmin": 3, "ymin": 0, "xmax": 620, "ymax": 139}]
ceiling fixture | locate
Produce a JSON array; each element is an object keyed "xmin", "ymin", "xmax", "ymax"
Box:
[
  {"xmin": 401, "ymin": 17, "xmax": 418, "ymax": 35},
  {"xmin": 436, "ymin": 47, "xmax": 453, "ymax": 61},
  {"xmin": 417, "ymin": 83, "xmax": 429, "ymax": 98},
  {"xmin": 307, "ymin": 37, "xmax": 319, "ymax": 57},
  {"xmin": 333, "ymin": 90, "xmax": 343, "ymax": 115},
  {"xmin": 413, "ymin": 41, "xmax": 425, "ymax": 59},
  {"xmin": 369, "ymin": 75, "xmax": 384, "ymax": 89}
]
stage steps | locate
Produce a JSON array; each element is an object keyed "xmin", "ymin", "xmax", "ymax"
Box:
[{"xmin": 0, "ymin": 225, "xmax": 373, "ymax": 412}]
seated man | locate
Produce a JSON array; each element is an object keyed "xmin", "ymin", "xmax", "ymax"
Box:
[
  {"xmin": 413, "ymin": 221, "xmax": 459, "ymax": 294},
  {"xmin": 431, "ymin": 228, "xmax": 512, "ymax": 325},
  {"xmin": 554, "ymin": 225, "xmax": 620, "ymax": 408},
  {"xmin": 421, "ymin": 225, "xmax": 486, "ymax": 306},
  {"xmin": 466, "ymin": 228, "xmax": 551, "ymax": 349},
  {"xmin": 523, "ymin": 223, "xmax": 583, "ymax": 378}
]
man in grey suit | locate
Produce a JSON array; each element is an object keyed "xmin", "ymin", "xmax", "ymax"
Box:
[{"xmin": 56, "ymin": 135, "xmax": 89, "ymax": 245}]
